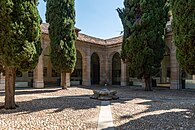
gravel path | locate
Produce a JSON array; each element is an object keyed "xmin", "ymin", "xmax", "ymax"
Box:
[
  {"xmin": 1, "ymin": 86, "xmax": 195, "ymax": 130},
  {"xmin": 0, "ymin": 86, "xmax": 100, "ymax": 130},
  {"xmin": 110, "ymin": 86, "xmax": 195, "ymax": 130}
]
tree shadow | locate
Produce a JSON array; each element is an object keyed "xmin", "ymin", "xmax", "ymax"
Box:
[
  {"xmin": 111, "ymin": 96, "xmax": 195, "ymax": 129},
  {"xmin": 0, "ymin": 95, "xmax": 101, "ymax": 114},
  {"xmin": 1, "ymin": 85, "xmax": 195, "ymax": 130},
  {"xmin": 0, "ymin": 87, "xmax": 61, "ymax": 96}
]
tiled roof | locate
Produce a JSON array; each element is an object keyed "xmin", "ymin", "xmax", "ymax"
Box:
[
  {"xmin": 77, "ymin": 33, "xmax": 106, "ymax": 45},
  {"xmin": 77, "ymin": 33, "xmax": 122, "ymax": 45},
  {"xmin": 41, "ymin": 23, "xmax": 81, "ymax": 34},
  {"xmin": 105, "ymin": 36, "xmax": 123, "ymax": 45},
  {"xmin": 41, "ymin": 23, "xmax": 122, "ymax": 45}
]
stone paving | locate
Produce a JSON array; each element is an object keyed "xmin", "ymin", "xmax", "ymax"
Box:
[{"xmin": 1, "ymin": 86, "xmax": 195, "ymax": 130}]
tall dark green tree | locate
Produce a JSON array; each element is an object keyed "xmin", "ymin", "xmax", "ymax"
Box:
[
  {"xmin": 117, "ymin": 0, "xmax": 168, "ymax": 90},
  {"xmin": 171, "ymin": 0, "xmax": 195, "ymax": 75},
  {"xmin": 0, "ymin": 0, "xmax": 41, "ymax": 109},
  {"xmin": 46, "ymin": 0, "xmax": 77, "ymax": 89}
]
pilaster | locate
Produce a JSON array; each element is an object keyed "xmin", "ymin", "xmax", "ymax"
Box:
[
  {"xmin": 33, "ymin": 54, "xmax": 44, "ymax": 88},
  {"xmin": 170, "ymin": 42, "xmax": 180, "ymax": 89},
  {"xmin": 0, "ymin": 73, "xmax": 5, "ymax": 90},
  {"xmin": 121, "ymin": 61, "xmax": 128, "ymax": 86},
  {"xmin": 82, "ymin": 56, "xmax": 91, "ymax": 86}
]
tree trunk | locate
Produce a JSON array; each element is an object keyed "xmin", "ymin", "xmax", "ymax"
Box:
[
  {"xmin": 144, "ymin": 75, "xmax": 152, "ymax": 91},
  {"xmin": 4, "ymin": 67, "xmax": 16, "ymax": 109},
  {"xmin": 61, "ymin": 72, "xmax": 70, "ymax": 89}
]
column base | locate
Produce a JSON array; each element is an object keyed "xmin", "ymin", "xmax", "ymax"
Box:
[
  {"xmin": 0, "ymin": 79, "xmax": 5, "ymax": 90},
  {"xmin": 170, "ymin": 80, "xmax": 180, "ymax": 89},
  {"xmin": 33, "ymin": 81, "xmax": 44, "ymax": 88},
  {"xmin": 0, "ymin": 83, "xmax": 5, "ymax": 90},
  {"xmin": 82, "ymin": 80, "xmax": 91, "ymax": 86},
  {"xmin": 121, "ymin": 81, "xmax": 128, "ymax": 86}
]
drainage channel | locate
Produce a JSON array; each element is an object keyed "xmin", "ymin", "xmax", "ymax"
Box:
[{"xmin": 97, "ymin": 101, "xmax": 114, "ymax": 130}]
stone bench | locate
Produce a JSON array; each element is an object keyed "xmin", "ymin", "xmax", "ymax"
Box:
[
  {"xmin": 15, "ymin": 82, "xmax": 29, "ymax": 88},
  {"xmin": 70, "ymin": 81, "xmax": 80, "ymax": 85}
]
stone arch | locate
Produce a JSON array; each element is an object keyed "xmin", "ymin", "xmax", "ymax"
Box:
[
  {"xmin": 90, "ymin": 51, "xmax": 104, "ymax": 62},
  {"xmin": 109, "ymin": 51, "xmax": 120, "ymax": 61},
  {"xmin": 76, "ymin": 47, "xmax": 86, "ymax": 59},
  {"xmin": 91, "ymin": 52, "xmax": 100, "ymax": 84},
  {"xmin": 108, "ymin": 51, "xmax": 121, "ymax": 84},
  {"xmin": 112, "ymin": 52, "xmax": 121, "ymax": 85}
]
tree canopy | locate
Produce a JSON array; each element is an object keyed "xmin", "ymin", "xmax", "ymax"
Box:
[
  {"xmin": 171, "ymin": 0, "xmax": 195, "ymax": 75},
  {"xmin": 0, "ymin": 0, "xmax": 41, "ymax": 109},
  {"xmin": 117, "ymin": 0, "xmax": 168, "ymax": 90},
  {"xmin": 46, "ymin": 0, "xmax": 77, "ymax": 73}
]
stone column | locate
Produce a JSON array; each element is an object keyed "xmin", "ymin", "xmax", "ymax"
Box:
[
  {"xmin": 161, "ymin": 57, "xmax": 167, "ymax": 83},
  {"xmin": 193, "ymin": 75, "xmax": 195, "ymax": 80},
  {"xmin": 100, "ymin": 57, "xmax": 107, "ymax": 85},
  {"xmin": 47, "ymin": 58, "xmax": 52, "ymax": 79},
  {"xmin": 82, "ymin": 56, "xmax": 91, "ymax": 86},
  {"xmin": 0, "ymin": 73, "xmax": 5, "ymax": 90},
  {"xmin": 192, "ymin": 75, "xmax": 195, "ymax": 87},
  {"xmin": 61, "ymin": 73, "xmax": 70, "ymax": 87},
  {"xmin": 121, "ymin": 61, "xmax": 128, "ymax": 86},
  {"xmin": 170, "ymin": 43, "xmax": 180, "ymax": 89},
  {"xmin": 33, "ymin": 54, "xmax": 44, "ymax": 88},
  {"xmin": 107, "ymin": 59, "xmax": 112, "ymax": 85}
]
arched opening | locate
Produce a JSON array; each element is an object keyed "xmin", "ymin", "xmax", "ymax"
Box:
[
  {"xmin": 71, "ymin": 50, "xmax": 82, "ymax": 85},
  {"xmin": 112, "ymin": 52, "xmax": 121, "ymax": 85},
  {"xmin": 91, "ymin": 53, "xmax": 100, "ymax": 84}
]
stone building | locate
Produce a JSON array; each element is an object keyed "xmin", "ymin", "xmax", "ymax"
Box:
[{"xmin": 0, "ymin": 23, "xmax": 194, "ymax": 90}]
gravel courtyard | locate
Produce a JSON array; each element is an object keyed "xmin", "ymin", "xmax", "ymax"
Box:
[{"xmin": 1, "ymin": 86, "xmax": 195, "ymax": 130}]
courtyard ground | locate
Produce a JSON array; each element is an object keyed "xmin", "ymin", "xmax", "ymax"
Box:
[{"xmin": 1, "ymin": 85, "xmax": 195, "ymax": 130}]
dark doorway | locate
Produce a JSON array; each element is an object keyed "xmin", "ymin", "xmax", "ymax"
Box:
[
  {"xmin": 112, "ymin": 53, "xmax": 121, "ymax": 85},
  {"xmin": 91, "ymin": 53, "xmax": 100, "ymax": 84}
]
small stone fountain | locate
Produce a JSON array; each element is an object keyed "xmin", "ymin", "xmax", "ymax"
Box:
[{"xmin": 90, "ymin": 88, "xmax": 119, "ymax": 100}]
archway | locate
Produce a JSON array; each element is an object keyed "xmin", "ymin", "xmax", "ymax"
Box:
[
  {"xmin": 112, "ymin": 52, "xmax": 121, "ymax": 85},
  {"xmin": 91, "ymin": 53, "xmax": 100, "ymax": 84},
  {"xmin": 71, "ymin": 50, "xmax": 82, "ymax": 85}
]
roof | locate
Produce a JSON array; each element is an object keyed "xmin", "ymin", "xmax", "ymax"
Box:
[
  {"xmin": 41, "ymin": 23, "xmax": 122, "ymax": 45},
  {"xmin": 41, "ymin": 23, "xmax": 81, "ymax": 34}
]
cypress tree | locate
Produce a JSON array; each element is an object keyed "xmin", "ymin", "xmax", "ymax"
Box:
[
  {"xmin": 171, "ymin": 0, "xmax": 195, "ymax": 75},
  {"xmin": 46, "ymin": 0, "xmax": 77, "ymax": 89},
  {"xmin": 0, "ymin": 0, "xmax": 41, "ymax": 109},
  {"xmin": 117, "ymin": 0, "xmax": 168, "ymax": 91}
]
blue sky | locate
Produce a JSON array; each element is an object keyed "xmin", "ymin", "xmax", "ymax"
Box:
[{"xmin": 38, "ymin": 0, "xmax": 124, "ymax": 39}]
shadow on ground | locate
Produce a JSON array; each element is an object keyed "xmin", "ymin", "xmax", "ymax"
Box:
[
  {"xmin": 0, "ymin": 94, "xmax": 101, "ymax": 114},
  {"xmin": 0, "ymin": 87, "xmax": 62, "ymax": 96},
  {"xmin": 107, "ymin": 86, "xmax": 195, "ymax": 130},
  {"xmin": 1, "ymin": 85, "xmax": 195, "ymax": 130}
]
